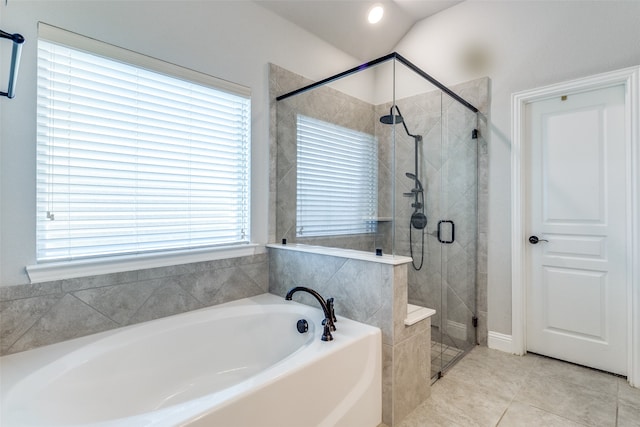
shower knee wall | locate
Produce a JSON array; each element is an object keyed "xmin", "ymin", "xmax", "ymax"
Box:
[{"xmin": 268, "ymin": 244, "xmax": 431, "ymax": 426}]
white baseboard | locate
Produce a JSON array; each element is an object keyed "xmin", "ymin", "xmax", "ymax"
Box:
[
  {"xmin": 446, "ymin": 320, "xmax": 468, "ymax": 341},
  {"xmin": 488, "ymin": 331, "xmax": 514, "ymax": 354}
]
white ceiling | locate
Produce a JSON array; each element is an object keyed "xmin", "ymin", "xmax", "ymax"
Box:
[{"xmin": 256, "ymin": 0, "xmax": 463, "ymax": 61}]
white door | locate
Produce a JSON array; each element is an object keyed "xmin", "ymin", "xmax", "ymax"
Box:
[{"xmin": 525, "ymin": 84, "xmax": 628, "ymax": 375}]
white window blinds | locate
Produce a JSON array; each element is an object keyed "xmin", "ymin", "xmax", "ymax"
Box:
[
  {"xmin": 36, "ymin": 26, "xmax": 251, "ymax": 262},
  {"xmin": 296, "ymin": 115, "xmax": 378, "ymax": 237}
]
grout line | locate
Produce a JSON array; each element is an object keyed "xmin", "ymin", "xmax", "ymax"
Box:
[
  {"xmin": 71, "ymin": 290, "xmax": 121, "ymax": 326},
  {"xmin": 493, "ymin": 406, "xmax": 510, "ymax": 427},
  {"xmin": 69, "ymin": 293, "xmax": 119, "ymax": 327},
  {"xmin": 125, "ymin": 281, "xmax": 161, "ymax": 325},
  {"xmin": 495, "ymin": 350, "xmax": 533, "ymax": 426},
  {"xmin": 615, "ymin": 377, "xmax": 619, "ymax": 427},
  {"xmin": 518, "ymin": 358, "xmax": 610, "ymax": 426},
  {"xmin": 3, "ymin": 293, "xmax": 64, "ymax": 355}
]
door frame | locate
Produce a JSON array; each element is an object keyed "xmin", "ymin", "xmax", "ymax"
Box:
[{"xmin": 511, "ymin": 66, "xmax": 640, "ymax": 386}]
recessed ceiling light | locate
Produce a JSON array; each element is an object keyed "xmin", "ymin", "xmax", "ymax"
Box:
[{"xmin": 368, "ymin": 4, "xmax": 384, "ymax": 24}]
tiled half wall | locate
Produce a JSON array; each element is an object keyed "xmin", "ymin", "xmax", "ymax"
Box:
[
  {"xmin": 268, "ymin": 245, "xmax": 431, "ymax": 426},
  {"xmin": 0, "ymin": 254, "xmax": 268, "ymax": 356}
]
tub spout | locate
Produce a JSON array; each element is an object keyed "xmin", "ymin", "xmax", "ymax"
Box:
[{"xmin": 285, "ymin": 286, "xmax": 336, "ymax": 341}]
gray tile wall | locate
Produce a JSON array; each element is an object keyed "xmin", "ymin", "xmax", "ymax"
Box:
[
  {"xmin": 270, "ymin": 62, "xmax": 489, "ymax": 347},
  {"xmin": 269, "ymin": 247, "xmax": 394, "ymax": 342},
  {"xmin": 0, "ymin": 254, "xmax": 268, "ymax": 356},
  {"xmin": 268, "ymin": 246, "xmax": 430, "ymax": 426},
  {"xmin": 270, "ymin": 64, "xmax": 379, "ymax": 252},
  {"xmin": 380, "ymin": 77, "xmax": 490, "ymax": 349}
]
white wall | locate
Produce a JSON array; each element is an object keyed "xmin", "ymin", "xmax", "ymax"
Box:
[
  {"xmin": 394, "ymin": 0, "xmax": 640, "ymax": 335},
  {"xmin": 0, "ymin": 0, "xmax": 361, "ymax": 285},
  {"xmin": 3, "ymin": 1, "xmax": 639, "ymax": 330}
]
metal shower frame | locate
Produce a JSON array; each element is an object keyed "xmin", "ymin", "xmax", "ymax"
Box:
[
  {"xmin": 276, "ymin": 51, "xmax": 480, "ymax": 269},
  {"xmin": 276, "ymin": 51, "xmax": 479, "ymax": 114},
  {"xmin": 275, "ymin": 50, "xmax": 483, "ymax": 381}
]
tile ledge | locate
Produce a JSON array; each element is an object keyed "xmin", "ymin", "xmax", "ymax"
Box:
[
  {"xmin": 405, "ymin": 304, "xmax": 436, "ymax": 326},
  {"xmin": 266, "ymin": 243, "xmax": 413, "ymax": 266}
]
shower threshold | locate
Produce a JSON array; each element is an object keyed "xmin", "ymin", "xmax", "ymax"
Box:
[{"xmin": 430, "ymin": 339, "xmax": 478, "ymax": 383}]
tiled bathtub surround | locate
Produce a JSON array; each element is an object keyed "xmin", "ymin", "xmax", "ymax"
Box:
[
  {"xmin": 0, "ymin": 254, "xmax": 268, "ymax": 356},
  {"xmin": 268, "ymin": 244, "xmax": 431, "ymax": 426}
]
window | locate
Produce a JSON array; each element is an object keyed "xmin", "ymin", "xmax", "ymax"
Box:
[
  {"xmin": 36, "ymin": 24, "xmax": 251, "ymax": 262},
  {"xmin": 296, "ymin": 115, "xmax": 377, "ymax": 237}
]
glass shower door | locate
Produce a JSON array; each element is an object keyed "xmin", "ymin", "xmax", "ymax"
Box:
[
  {"xmin": 388, "ymin": 61, "xmax": 479, "ymax": 381},
  {"xmin": 433, "ymin": 91, "xmax": 478, "ymax": 378}
]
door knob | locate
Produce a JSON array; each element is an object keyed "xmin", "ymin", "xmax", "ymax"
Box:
[{"xmin": 529, "ymin": 235, "xmax": 549, "ymax": 244}]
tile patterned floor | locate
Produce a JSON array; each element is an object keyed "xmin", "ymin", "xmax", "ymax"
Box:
[
  {"xmin": 431, "ymin": 341, "xmax": 465, "ymax": 380},
  {"xmin": 398, "ymin": 346, "xmax": 640, "ymax": 427}
]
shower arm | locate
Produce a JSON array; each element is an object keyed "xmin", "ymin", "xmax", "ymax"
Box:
[
  {"xmin": 382, "ymin": 104, "xmax": 424, "ymax": 210},
  {"xmin": 391, "ymin": 105, "xmax": 420, "ymax": 140}
]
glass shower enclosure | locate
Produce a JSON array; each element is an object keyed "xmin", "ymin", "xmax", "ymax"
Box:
[{"xmin": 274, "ymin": 53, "xmax": 481, "ymax": 380}]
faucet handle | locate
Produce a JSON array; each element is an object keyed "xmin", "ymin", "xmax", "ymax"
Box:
[
  {"xmin": 322, "ymin": 315, "xmax": 336, "ymax": 333},
  {"xmin": 326, "ymin": 297, "xmax": 337, "ymax": 324},
  {"xmin": 321, "ymin": 319, "xmax": 335, "ymax": 340}
]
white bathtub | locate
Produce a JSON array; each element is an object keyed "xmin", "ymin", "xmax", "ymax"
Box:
[{"xmin": 0, "ymin": 293, "xmax": 382, "ymax": 427}]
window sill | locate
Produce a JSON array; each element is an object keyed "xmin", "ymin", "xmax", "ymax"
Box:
[{"xmin": 25, "ymin": 244, "xmax": 264, "ymax": 284}]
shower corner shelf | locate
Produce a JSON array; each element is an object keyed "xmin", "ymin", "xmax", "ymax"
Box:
[
  {"xmin": 374, "ymin": 217, "xmax": 392, "ymax": 222},
  {"xmin": 364, "ymin": 217, "xmax": 392, "ymax": 224}
]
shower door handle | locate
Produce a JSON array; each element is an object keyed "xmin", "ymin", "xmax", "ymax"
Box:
[{"xmin": 437, "ymin": 220, "xmax": 454, "ymax": 244}]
